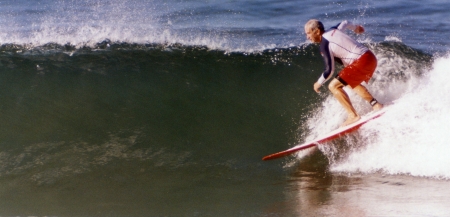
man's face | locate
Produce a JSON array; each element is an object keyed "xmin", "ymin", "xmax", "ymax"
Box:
[{"xmin": 305, "ymin": 27, "xmax": 321, "ymax": 43}]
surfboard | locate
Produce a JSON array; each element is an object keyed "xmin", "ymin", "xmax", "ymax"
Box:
[{"xmin": 262, "ymin": 107, "xmax": 388, "ymax": 161}]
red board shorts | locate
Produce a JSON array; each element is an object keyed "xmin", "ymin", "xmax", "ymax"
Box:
[{"xmin": 335, "ymin": 50, "xmax": 377, "ymax": 88}]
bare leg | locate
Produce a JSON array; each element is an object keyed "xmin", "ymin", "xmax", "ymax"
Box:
[
  {"xmin": 328, "ymin": 79, "xmax": 360, "ymax": 127},
  {"xmin": 352, "ymin": 84, "xmax": 383, "ymax": 111}
]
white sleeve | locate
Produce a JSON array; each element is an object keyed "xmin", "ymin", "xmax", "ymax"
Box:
[{"xmin": 337, "ymin": 20, "xmax": 358, "ymax": 31}]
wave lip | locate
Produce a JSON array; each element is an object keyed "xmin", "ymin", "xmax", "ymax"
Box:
[{"xmin": 0, "ymin": 0, "xmax": 303, "ymax": 53}]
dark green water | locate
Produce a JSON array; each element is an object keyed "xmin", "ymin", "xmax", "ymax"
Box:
[
  {"xmin": 0, "ymin": 44, "xmax": 318, "ymax": 216},
  {"xmin": 0, "ymin": 42, "xmax": 444, "ymax": 216}
]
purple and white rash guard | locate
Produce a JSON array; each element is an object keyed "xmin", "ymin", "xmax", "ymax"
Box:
[{"xmin": 317, "ymin": 20, "xmax": 369, "ymax": 86}]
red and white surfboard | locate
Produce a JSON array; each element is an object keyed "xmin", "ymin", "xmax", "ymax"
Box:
[{"xmin": 262, "ymin": 107, "xmax": 388, "ymax": 161}]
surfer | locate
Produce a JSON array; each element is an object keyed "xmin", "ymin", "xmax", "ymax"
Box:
[{"xmin": 304, "ymin": 19, "xmax": 383, "ymax": 127}]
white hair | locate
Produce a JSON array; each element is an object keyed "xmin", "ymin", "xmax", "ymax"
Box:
[{"xmin": 305, "ymin": 19, "xmax": 324, "ymax": 33}]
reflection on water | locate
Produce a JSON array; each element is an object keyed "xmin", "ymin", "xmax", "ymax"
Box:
[{"xmin": 283, "ymin": 149, "xmax": 450, "ymax": 217}]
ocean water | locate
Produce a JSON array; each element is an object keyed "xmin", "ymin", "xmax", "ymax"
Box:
[{"xmin": 0, "ymin": 0, "xmax": 449, "ymax": 216}]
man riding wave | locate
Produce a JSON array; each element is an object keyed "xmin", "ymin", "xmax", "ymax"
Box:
[{"xmin": 304, "ymin": 19, "xmax": 383, "ymax": 126}]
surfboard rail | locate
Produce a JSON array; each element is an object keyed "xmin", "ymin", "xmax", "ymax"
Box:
[{"xmin": 262, "ymin": 108, "xmax": 387, "ymax": 161}]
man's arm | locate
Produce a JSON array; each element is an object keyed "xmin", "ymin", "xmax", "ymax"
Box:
[
  {"xmin": 337, "ymin": 20, "xmax": 365, "ymax": 34},
  {"xmin": 314, "ymin": 38, "xmax": 335, "ymax": 93}
]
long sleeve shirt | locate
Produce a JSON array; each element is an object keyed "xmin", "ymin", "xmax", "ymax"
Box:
[{"xmin": 317, "ymin": 20, "xmax": 369, "ymax": 85}]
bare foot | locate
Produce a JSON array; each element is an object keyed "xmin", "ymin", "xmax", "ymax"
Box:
[
  {"xmin": 341, "ymin": 115, "xmax": 361, "ymax": 127},
  {"xmin": 372, "ymin": 103, "xmax": 383, "ymax": 111}
]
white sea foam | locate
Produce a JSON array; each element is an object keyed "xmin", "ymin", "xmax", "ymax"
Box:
[
  {"xmin": 385, "ymin": 35, "xmax": 402, "ymax": 42},
  {"xmin": 0, "ymin": 0, "xmax": 299, "ymax": 53},
  {"xmin": 303, "ymin": 45, "xmax": 423, "ymax": 140},
  {"xmin": 298, "ymin": 46, "xmax": 450, "ymax": 179},
  {"xmin": 330, "ymin": 55, "xmax": 450, "ymax": 178}
]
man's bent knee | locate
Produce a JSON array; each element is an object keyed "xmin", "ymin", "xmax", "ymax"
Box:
[{"xmin": 328, "ymin": 79, "xmax": 344, "ymax": 94}]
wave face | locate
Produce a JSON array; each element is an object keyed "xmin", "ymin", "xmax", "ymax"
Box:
[{"xmin": 0, "ymin": 41, "xmax": 436, "ymax": 186}]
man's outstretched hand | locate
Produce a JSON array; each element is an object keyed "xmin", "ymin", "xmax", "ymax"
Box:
[{"xmin": 354, "ymin": 25, "xmax": 365, "ymax": 34}]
